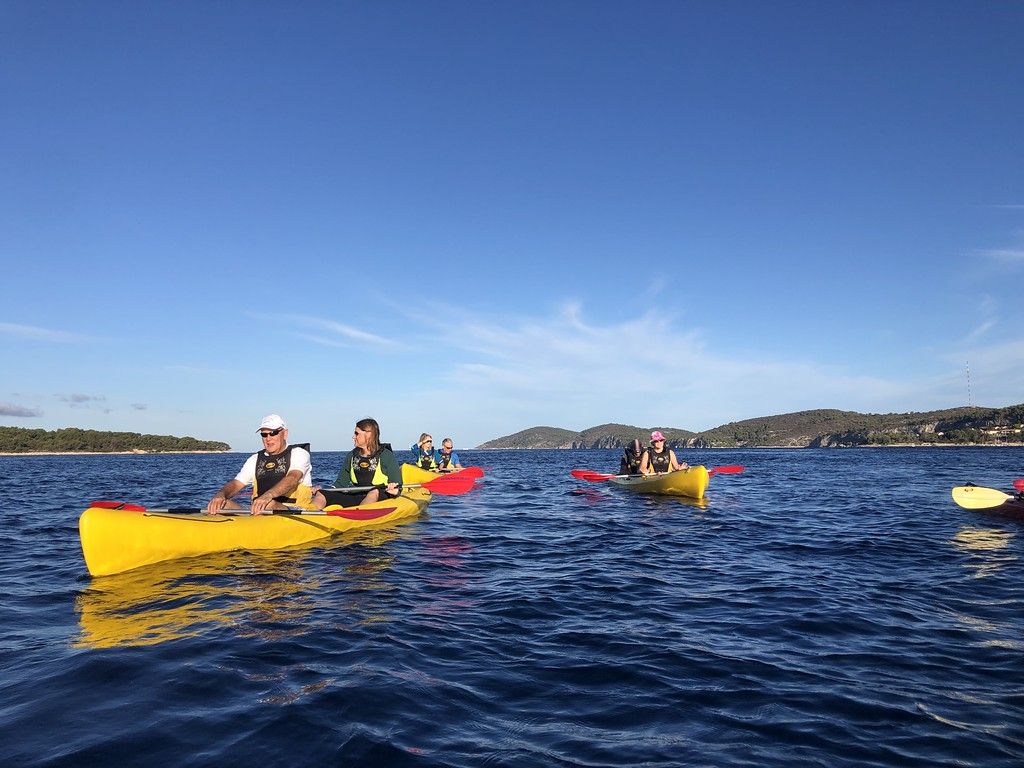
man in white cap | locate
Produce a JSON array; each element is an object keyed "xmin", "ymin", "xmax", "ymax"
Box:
[{"xmin": 207, "ymin": 414, "xmax": 317, "ymax": 514}]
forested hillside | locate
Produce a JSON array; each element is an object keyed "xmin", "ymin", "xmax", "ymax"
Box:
[
  {"xmin": 476, "ymin": 404, "xmax": 1024, "ymax": 448},
  {"xmin": 0, "ymin": 427, "xmax": 231, "ymax": 453}
]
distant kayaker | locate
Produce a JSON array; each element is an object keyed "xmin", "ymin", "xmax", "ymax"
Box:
[
  {"xmin": 207, "ymin": 414, "xmax": 317, "ymax": 515},
  {"xmin": 333, "ymin": 417, "xmax": 403, "ymax": 505},
  {"xmin": 640, "ymin": 430, "xmax": 689, "ymax": 475},
  {"xmin": 618, "ymin": 439, "xmax": 645, "ymax": 475},
  {"xmin": 436, "ymin": 438, "xmax": 463, "ymax": 473},
  {"xmin": 411, "ymin": 433, "xmax": 439, "ymax": 470}
]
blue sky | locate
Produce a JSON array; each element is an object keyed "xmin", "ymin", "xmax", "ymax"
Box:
[{"xmin": 2, "ymin": 1, "xmax": 1022, "ymax": 451}]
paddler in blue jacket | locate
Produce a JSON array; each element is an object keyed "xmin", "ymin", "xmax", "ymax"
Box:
[
  {"xmin": 207, "ymin": 414, "xmax": 317, "ymax": 514},
  {"xmin": 410, "ymin": 433, "xmax": 439, "ymax": 470},
  {"xmin": 436, "ymin": 437, "xmax": 463, "ymax": 473},
  {"xmin": 333, "ymin": 418, "xmax": 403, "ymax": 506},
  {"xmin": 639, "ymin": 430, "xmax": 689, "ymax": 475}
]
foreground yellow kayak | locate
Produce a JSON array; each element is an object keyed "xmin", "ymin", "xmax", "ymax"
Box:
[
  {"xmin": 79, "ymin": 488, "xmax": 431, "ymax": 577},
  {"xmin": 608, "ymin": 466, "xmax": 710, "ymax": 499}
]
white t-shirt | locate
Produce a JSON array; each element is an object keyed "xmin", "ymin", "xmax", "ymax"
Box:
[{"xmin": 234, "ymin": 446, "xmax": 313, "ymax": 488}]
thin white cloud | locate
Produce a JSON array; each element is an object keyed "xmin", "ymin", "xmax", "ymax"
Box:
[
  {"xmin": 962, "ymin": 296, "xmax": 998, "ymax": 343},
  {"xmin": 0, "ymin": 322, "xmax": 96, "ymax": 343},
  {"xmin": 419, "ymin": 305, "xmax": 1023, "ymax": 434},
  {"xmin": 965, "ymin": 319, "xmax": 996, "ymax": 342},
  {"xmin": 274, "ymin": 315, "xmax": 402, "ymax": 350},
  {"xmin": 979, "ymin": 248, "xmax": 1024, "ymax": 263}
]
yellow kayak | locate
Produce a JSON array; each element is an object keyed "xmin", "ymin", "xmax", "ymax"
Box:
[
  {"xmin": 79, "ymin": 488, "xmax": 431, "ymax": 577},
  {"xmin": 608, "ymin": 466, "xmax": 710, "ymax": 499},
  {"xmin": 401, "ymin": 462, "xmax": 442, "ymax": 484}
]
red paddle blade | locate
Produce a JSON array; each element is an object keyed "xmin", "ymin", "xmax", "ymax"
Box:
[
  {"xmin": 461, "ymin": 467, "xmax": 485, "ymax": 479},
  {"xmin": 88, "ymin": 500, "xmax": 147, "ymax": 511},
  {"xmin": 1013, "ymin": 479, "xmax": 1024, "ymax": 492},
  {"xmin": 708, "ymin": 465, "xmax": 745, "ymax": 477},
  {"xmin": 570, "ymin": 469, "xmax": 614, "ymax": 482},
  {"xmin": 422, "ymin": 474, "xmax": 477, "ymax": 495}
]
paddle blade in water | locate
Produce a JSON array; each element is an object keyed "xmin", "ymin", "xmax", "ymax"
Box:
[
  {"xmin": 422, "ymin": 473, "xmax": 477, "ymax": 495},
  {"xmin": 951, "ymin": 485, "xmax": 1012, "ymax": 510},
  {"xmin": 570, "ymin": 469, "xmax": 615, "ymax": 482},
  {"xmin": 1013, "ymin": 479, "xmax": 1024, "ymax": 492},
  {"xmin": 708, "ymin": 465, "xmax": 744, "ymax": 477}
]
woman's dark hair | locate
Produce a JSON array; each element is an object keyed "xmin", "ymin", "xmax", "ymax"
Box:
[{"xmin": 356, "ymin": 417, "xmax": 381, "ymax": 455}]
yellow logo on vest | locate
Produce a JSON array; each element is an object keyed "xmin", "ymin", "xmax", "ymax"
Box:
[{"xmin": 265, "ymin": 461, "xmax": 277, "ymax": 470}]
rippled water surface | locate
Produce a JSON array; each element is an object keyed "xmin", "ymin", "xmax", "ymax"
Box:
[{"xmin": 1, "ymin": 448, "xmax": 1023, "ymax": 767}]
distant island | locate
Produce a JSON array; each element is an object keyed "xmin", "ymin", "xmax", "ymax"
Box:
[
  {"xmin": 476, "ymin": 404, "xmax": 1024, "ymax": 449},
  {"xmin": 0, "ymin": 426, "xmax": 231, "ymax": 454}
]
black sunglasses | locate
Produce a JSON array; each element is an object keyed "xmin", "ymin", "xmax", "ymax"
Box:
[{"xmin": 259, "ymin": 428, "xmax": 284, "ymax": 438}]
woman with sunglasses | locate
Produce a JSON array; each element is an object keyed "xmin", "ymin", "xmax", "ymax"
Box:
[
  {"xmin": 410, "ymin": 433, "xmax": 439, "ymax": 470},
  {"xmin": 207, "ymin": 414, "xmax": 317, "ymax": 514},
  {"xmin": 331, "ymin": 417, "xmax": 403, "ymax": 506},
  {"xmin": 639, "ymin": 430, "xmax": 689, "ymax": 475}
]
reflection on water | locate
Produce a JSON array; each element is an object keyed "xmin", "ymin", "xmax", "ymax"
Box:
[
  {"xmin": 75, "ymin": 522, "xmax": 419, "ymax": 648},
  {"xmin": 947, "ymin": 526, "xmax": 1022, "ymax": 651},
  {"xmin": 75, "ymin": 551, "xmax": 312, "ymax": 648},
  {"xmin": 949, "ymin": 525, "xmax": 1016, "ymax": 579}
]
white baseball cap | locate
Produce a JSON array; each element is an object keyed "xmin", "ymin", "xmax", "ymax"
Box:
[{"xmin": 257, "ymin": 414, "xmax": 287, "ymax": 431}]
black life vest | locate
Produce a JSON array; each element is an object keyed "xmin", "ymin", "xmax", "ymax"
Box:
[
  {"xmin": 416, "ymin": 450, "xmax": 438, "ymax": 470},
  {"xmin": 619, "ymin": 447, "xmax": 643, "ymax": 475},
  {"xmin": 438, "ymin": 451, "xmax": 455, "ymax": 470},
  {"xmin": 350, "ymin": 444, "xmax": 391, "ymax": 486},
  {"xmin": 648, "ymin": 447, "xmax": 672, "ymax": 473},
  {"xmin": 254, "ymin": 443, "xmax": 309, "ymax": 501}
]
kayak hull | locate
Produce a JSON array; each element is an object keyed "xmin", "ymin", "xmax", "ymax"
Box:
[
  {"xmin": 401, "ymin": 462, "xmax": 442, "ymax": 484},
  {"xmin": 609, "ymin": 465, "xmax": 710, "ymax": 499},
  {"xmin": 79, "ymin": 488, "xmax": 431, "ymax": 577},
  {"xmin": 952, "ymin": 485, "xmax": 1024, "ymax": 513}
]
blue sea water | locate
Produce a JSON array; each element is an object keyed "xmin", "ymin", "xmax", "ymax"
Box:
[{"xmin": 0, "ymin": 447, "xmax": 1022, "ymax": 767}]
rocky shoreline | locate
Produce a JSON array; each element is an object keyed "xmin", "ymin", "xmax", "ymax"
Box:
[{"xmin": 0, "ymin": 450, "xmax": 234, "ymax": 456}]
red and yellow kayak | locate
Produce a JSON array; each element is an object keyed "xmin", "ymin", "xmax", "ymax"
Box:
[
  {"xmin": 609, "ymin": 466, "xmax": 710, "ymax": 499},
  {"xmin": 79, "ymin": 488, "xmax": 431, "ymax": 577}
]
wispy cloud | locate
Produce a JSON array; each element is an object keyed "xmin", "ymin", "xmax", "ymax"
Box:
[
  {"xmin": 273, "ymin": 315, "xmax": 402, "ymax": 350},
  {"xmin": 962, "ymin": 295, "xmax": 998, "ymax": 343},
  {"xmin": 131, "ymin": 402, "xmax": 148, "ymax": 410},
  {"xmin": 0, "ymin": 322, "xmax": 96, "ymax": 343},
  {"xmin": 0, "ymin": 403, "xmax": 42, "ymax": 417},
  {"xmin": 978, "ymin": 248, "xmax": 1024, "ymax": 263},
  {"xmin": 421, "ymin": 305, "xmax": 925, "ymax": 431},
  {"xmin": 387, "ymin": 297, "xmax": 1024, "ymax": 439},
  {"xmin": 56, "ymin": 394, "xmax": 111, "ymax": 413}
]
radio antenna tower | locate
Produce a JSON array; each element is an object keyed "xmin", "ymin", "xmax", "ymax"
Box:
[{"xmin": 966, "ymin": 361, "xmax": 972, "ymax": 407}]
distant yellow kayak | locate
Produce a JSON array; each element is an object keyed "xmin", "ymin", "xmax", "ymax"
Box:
[
  {"xmin": 401, "ymin": 462, "xmax": 442, "ymax": 484},
  {"xmin": 79, "ymin": 488, "xmax": 431, "ymax": 577},
  {"xmin": 608, "ymin": 466, "xmax": 710, "ymax": 499}
]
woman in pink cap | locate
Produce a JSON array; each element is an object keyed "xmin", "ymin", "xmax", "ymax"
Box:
[{"xmin": 639, "ymin": 430, "xmax": 689, "ymax": 475}]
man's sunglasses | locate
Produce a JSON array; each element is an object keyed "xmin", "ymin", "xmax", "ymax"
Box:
[{"xmin": 260, "ymin": 428, "xmax": 284, "ymax": 438}]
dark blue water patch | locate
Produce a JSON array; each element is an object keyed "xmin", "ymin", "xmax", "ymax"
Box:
[{"xmin": 0, "ymin": 448, "xmax": 1022, "ymax": 766}]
